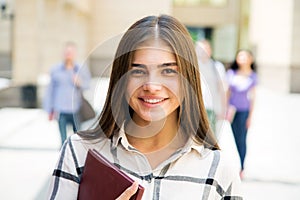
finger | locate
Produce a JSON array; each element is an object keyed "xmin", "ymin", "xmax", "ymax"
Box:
[{"xmin": 116, "ymin": 181, "xmax": 139, "ymax": 200}]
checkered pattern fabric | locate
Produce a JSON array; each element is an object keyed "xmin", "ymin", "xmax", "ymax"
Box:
[{"xmin": 48, "ymin": 130, "xmax": 243, "ymax": 200}]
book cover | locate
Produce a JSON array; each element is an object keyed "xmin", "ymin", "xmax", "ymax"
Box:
[{"xmin": 78, "ymin": 149, "xmax": 144, "ymax": 200}]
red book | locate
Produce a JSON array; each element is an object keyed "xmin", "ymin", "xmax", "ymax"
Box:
[{"xmin": 78, "ymin": 149, "xmax": 144, "ymax": 200}]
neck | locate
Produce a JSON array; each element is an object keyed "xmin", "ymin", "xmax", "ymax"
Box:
[
  {"xmin": 65, "ymin": 60, "xmax": 74, "ymax": 69},
  {"xmin": 238, "ymin": 65, "xmax": 252, "ymax": 74},
  {"xmin": 126, "ymin": 112, "xmax": 180, "ymax": 153}
]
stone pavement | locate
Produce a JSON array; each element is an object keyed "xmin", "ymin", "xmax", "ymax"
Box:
[
  {"xmin": 240, "ymin": 86, "xmax": 300, "ymax": 199},
  {"xmin": 0, "ymin": 85, "xmax": 300, "ymax": 199}
]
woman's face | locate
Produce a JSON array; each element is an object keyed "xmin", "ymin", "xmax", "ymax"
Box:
[
  {"xmin": 126, "ymin": 44, "xmax": 181, "ymax": 124},
  {"xmin": 236, "ymin": 51, "xmax": 253, "ymax": 68}
]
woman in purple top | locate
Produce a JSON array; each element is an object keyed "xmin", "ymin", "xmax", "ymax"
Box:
[{"xmin": 226, "ymin": 49, "xmax": 258, "ymax": 178}]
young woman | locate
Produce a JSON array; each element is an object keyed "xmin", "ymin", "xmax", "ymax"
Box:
[
  {"xmin": 48, "ymin": 15, "xmax": 242, "ymax": 200},
  {"xmin": 226, "ymin": 49, "xmax": 258, "ymax": 178}
]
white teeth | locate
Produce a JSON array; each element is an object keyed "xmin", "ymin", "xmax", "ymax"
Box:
[{"xmin": 143, "ymin": 99, "xmax": 164, "ymax": 104}]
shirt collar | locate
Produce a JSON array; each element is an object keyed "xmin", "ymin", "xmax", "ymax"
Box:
[
  {"xmin": 180, "ymin": 138, "xmax": 205, "ymax": 156},
  {"xmin": 112, "ymin": 123, "xmax": 134, "ymax": 150},
  {"xmin": 59, "ymin": 62, "xmax": 79, "ymax": 71},
  {"xmin": 112, "ymin": 124, "xmax": 207, "ymax": 156}
]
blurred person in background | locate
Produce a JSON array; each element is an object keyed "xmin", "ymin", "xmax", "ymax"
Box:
[
  {"xmin": 43, "ymin": 42, "xmax": 91, "ymax": 146},
  {"xmin": 226, "ymin": 49, "xmax": 258, "ymax": 178},
  {"xmin": 195, "ymin": 39, "xmax": 227, "ymax": 138}
]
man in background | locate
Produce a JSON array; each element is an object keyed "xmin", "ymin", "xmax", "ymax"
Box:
[{"xmin": 43, "ymin": 42, "xmax": 91, "ymax": 146}]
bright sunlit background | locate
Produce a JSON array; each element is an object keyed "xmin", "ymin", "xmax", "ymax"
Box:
[{"xmin": 0, "ymin": 0, "xmax": 300, "ymax": 199}]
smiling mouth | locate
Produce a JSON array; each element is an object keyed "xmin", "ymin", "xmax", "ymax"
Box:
[{"xmin": 139, "ymin": 98, "xmax": 166, "ymax": 104}]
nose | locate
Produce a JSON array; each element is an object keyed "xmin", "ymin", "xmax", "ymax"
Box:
[{"xmin": 142, "ymin": 82, "xmax": 162, "ymax": 92}]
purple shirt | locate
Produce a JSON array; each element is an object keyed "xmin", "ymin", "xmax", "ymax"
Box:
[{"xmin": 226, "ymin": 69, "xmax": 257, "ymax": 111}]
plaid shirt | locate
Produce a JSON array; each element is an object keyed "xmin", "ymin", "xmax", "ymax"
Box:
[{"xmin": 48, "ymin": 128, "xmax": 243, "ymax": 200}]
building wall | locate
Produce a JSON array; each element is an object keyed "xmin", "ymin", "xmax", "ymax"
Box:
[
  {"xmin": 0, "ymin": 19, "xmax": 11, "ymax": 78},
  {"xmin": 39, "ymin": 0, "xmax": 91, "ymax": 72},
  {"xmin": 89, "ymin": 0, "xmax": 172, "ymax": 77},
  {"xmin": 173, "ymin": 0, "xmax": 240, "ymax": 63},
  {"xmin": 11, "ymin": 0, "xmax": 90, "ymax": 85},
  {"xmin": 290, "ymin": 0, "xmax": 300, "ymax": 93},
  {"xmin": 13, "ymin": 0, "xmax": 40, "ymax": 85},
  {"xmin": 10, "ymin": 0, "xmax": 173, "ymax": 83},
  {"xmin": 4, "ymin": 0, "xmax": 300, "ymax": 93},
  {"xmin": 0, "ymin": 0, "xmax": 13, "ymax": 78},
  {"xmin": 249, "ymin": 0, "xmax": 294, "ymax": 93},
  {"xmin": 173, "ymin": 0, "xmax": 239, "ymax": 26},
  {"xmin": 0, "ymin": 19, "xmax": 11, "ymax": 52}
]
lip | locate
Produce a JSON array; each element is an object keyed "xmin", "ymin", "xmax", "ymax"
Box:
[{"xmin": 138, "ymin": 96, "xmax": 168, "ymax": 108}]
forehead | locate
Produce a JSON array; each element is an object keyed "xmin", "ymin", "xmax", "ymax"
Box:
[
  {"xmin": 64, "ymin": 46, "xmax": 76, "ymax": 53},
  {"xmin": 237, "ymin": 51, "xmax": 250, "ymax": 57},
  {"xmin": 132, "ymin": 45, "xmax": 176, "ymax": 64}
]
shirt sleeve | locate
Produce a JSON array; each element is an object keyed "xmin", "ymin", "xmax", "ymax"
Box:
[
  {"xmin": 47, "ymin": 139, "xmax": 81, "ymax": 200},
  {"xmin": 218, "ymin": 151, "xmax": 243, "ymax": 199},
  {"xmin": 251, "ymin": 72, "xmax": 258, "ymax": 87},
  {"xmin": 225, "ymin": 69, "xmax": 235, "ymax": 86},
  {"xmin": 215, "ymin": 61, "xmax": 229, "ymax": 92},
  {"xmin": 76, "ymin": 64, "xmax": 91, "ymax": 90},
  {"xmin": 222, "ymin": 173, "xmax": 243, "ymax": 199},
  {"xmin": 214, "ymin": 61, "xmax": 226, "ymax": 80}
]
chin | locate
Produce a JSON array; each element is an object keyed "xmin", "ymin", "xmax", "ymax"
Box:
[
  {"xmin": 147, "ymin": 114, "xmax": 168, "ymax": 122},
  {"xmin": 137, "ymin": 112, "xmax": 167, "ymax": 123}
]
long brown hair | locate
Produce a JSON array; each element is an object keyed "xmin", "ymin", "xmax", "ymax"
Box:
[{"xmin": 78, "ymin": 15, "xmax": 219, "ymax": 150}]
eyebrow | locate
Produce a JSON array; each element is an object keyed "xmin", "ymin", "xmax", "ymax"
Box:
[{"xmin": 131, "ymin": 62, "xmax": 177, "ymax": 68}]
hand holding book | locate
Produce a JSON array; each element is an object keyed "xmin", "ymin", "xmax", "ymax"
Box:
[
  {"xmin": 78, "ymin": 149, "xmax": 144, "ymax": 200},
  {"xmin": 115, "ymin": 181, "xmax": 139, "ymax": 200}
]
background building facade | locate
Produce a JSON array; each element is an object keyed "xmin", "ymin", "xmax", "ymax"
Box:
[{"xmin": 0, "ymin": 0, "xmax": 299, "ymax": 93}]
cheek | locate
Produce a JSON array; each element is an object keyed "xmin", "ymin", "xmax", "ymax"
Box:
[
  {"xmin": 126, "ymin": 82, "xmax": 134, "ymax": 103},
  {"xmin": 126, "ymin": 79, "xmax": 143, "ymax": 102},
  {"xmin": 163, "ymin": 79, "xmax": 181, "ymax": 102}
]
